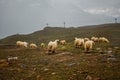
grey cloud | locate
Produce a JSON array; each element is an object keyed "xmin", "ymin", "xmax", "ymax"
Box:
[{"xmin": 0, "ymin": 0, "xmax": 120, "ymax": 38}]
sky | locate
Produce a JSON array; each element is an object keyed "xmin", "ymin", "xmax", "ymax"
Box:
[{"xmin": 0, "ymin": 0, "xmax": 120, "ymax": 39}]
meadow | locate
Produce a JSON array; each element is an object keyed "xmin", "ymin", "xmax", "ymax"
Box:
[{"xmin": 0, "ymin": 23, "xmax": 120, "ymax": 80}]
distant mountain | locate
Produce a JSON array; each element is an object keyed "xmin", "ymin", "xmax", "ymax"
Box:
[{"xmin": 0, "ymin": 23, "xmax": 120, "ymax": 46}]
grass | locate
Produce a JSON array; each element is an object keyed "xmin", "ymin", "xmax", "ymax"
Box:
[
  {"xmin": 0, "ymin": 23, "xmax": 120, "ymax": 47},
  {"xmin": 0, "ymin": 23, "xmax": 120, "ymax": 80},
  {"xmin": 0, "ymin": 42, "xmax": 120, "ymax": 80}
]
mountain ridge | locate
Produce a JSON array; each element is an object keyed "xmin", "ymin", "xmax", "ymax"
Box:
[{"xmin": 0, "ymin": 23, "xmax": 120, "ymax": 46}]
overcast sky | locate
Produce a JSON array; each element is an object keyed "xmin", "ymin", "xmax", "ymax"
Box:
[{"xmin": 0, "ymin": 0, "xmax": 120, "ymax": 39}]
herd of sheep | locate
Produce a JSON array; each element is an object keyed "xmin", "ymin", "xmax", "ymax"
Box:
[{"xmin": 16, "ymin": 37, "xmax": 109, "ymax": 54}]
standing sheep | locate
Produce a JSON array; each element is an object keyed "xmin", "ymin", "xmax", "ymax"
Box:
[
  {"xmin": 47, "ymin": 39, "xmax": 59, "ymax": 53},
  {"xmin": 60, "ymin": 40, "xmax": 66, "ymax": 45},
  {"xmin": 84, "ymin": 40, "xmax": 95, "ymax": 52},
  {"xmin": 40, "ymin": 43, "xmax": 45, "ymax": 48},
  {"xmin": 99, "ymin": 37, "xmax": 109, "ymax": 43},
  {"xmin": 30, "ymin": 43, "xmax": 37, "ymax": 49},
  {"xmin": 84, "ymin": 38, "xmax": 90, "ymax": 42},
  {"xmin": 16, "ymin": 41, "xmax": 28, "ymax": 48},
  {"xmin": 91, "ymin": 37, "xmax": 99, "ymax": 42},
  {"xmin": 74, "ymin": 37, "xmax": 84, "ymax": 48}
]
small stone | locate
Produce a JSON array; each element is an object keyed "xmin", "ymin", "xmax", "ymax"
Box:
[
  {"xmin": 43, "ymin": 68, "xmax": 49, "ymax": 71},
  {"xmin": 51, "ymin": 72, "xmax": 56, "ymax": 75},
  {"xmin": 68, "ymin": 63, "xmax": 76, "ymax": 67},
  {"xmin": 86, "ymin": 75, "xmax": 92, "ymax": 80}
]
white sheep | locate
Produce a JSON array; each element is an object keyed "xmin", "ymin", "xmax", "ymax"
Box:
[
  {"xmin": 16, "ymin": 41, "xmax": 28, "ymax": 48},
  {"xmin": 84, "ymin": 38, "xmax": 90, "ymax": 42},
  {"xmin": 84, "ymin": 40, "xmax": 95, "ymax": 52},
  {"xmin": 47, "ymin": 39, "xmax": 59, "ymax": 53},
  {"xmin": 40, "ymin": 43, "xmax": 45, "ymax": 48},
  {"xmin": 30, "ymin": 43, "xmax": 37, "ymax": 48},
  {"xmin": 60, "ymin": 40, "xmax": 66, "ymax": 45},
  {"xmin": 91, "ymin": 37, "xmax": 99, "ymax": 42},
  {"xmin": 74, "ymin": 37, "xmax": 84, "ymax": 48},
  {"xmin": 99, "ymin": 37, "xmax": 109, "ymax": 43}
]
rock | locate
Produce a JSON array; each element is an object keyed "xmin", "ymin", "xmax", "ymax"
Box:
[
  {"xmin": 68, "ymin": 63, "xmax": 76, "ymax": 67},
  {"xmin": 21, "ymin": 64, "xmax": 28, "ymax": 68},
  {"xmin": 86, "ymin": 75, "xmax": 92, "ymax": 80},
  {"xmin": 51, "ymin": 72, "xmax": 56, "ymax": 75},
  {"xmin": 43, "ymin": 68, "xmax": 49, "ymax": 72},
  {"xmin": 107, "ymin": 50, "xmax": 112, "ymax": 54},
  {"xmin": 114, "ymin": 47, "xmax": 119, "ymax": 49},
  {"xmin": 60, "ymin": 52, "xmax": 73, "ymax": 56},
  {"xmin": 96, "ymin": 47, "xmax": 101, "ymax": 51},
  {"xmin": 107, "ymin": 57, "xmax": 117, "ymax": 61}
]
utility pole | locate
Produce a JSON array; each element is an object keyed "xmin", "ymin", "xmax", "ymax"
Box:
[
  {"xmin": 46, "ymin": 23, "xmax": 49, "ymax": 27},
  {"xmin": 115, "ymin": 18, "xmax": 117, "ymax": 23},
  {"xmin": 64, "ymin": 22, "xmax": 65, "ymax": 28}
]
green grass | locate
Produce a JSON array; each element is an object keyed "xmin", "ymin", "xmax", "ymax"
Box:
[{"xmin": 0, "ymin": 43, "xmax": 120, "ymax": 80}]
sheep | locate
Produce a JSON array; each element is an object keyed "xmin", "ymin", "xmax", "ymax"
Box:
[
  {"xmin": 84, "ymin": 38, "xmax": 90, "ymax": 42},
  {"xmin": 40, "ymin": 43, "xmax": 45, "ymax": 48},
  {"xmin": 91, "ymin": 37, "xmax": 99, "ymax": 42},
  {"xmin": 16, "ymin": 41, "xmax": 28, "ymax": 48},
  {"xmin": 99, "ymin": 37, "xmax": 109, "ymax": 43},
  {"xmin": 23, "ymin": 41, "xmax": 28, "ymax": 48},
  {"xmin": 74, "ymin": 37, "xmax": 84, "ymax": 48},
  {"xmin": 60, "ymin": 40, "xmax": 66, "ymax": 45},
  {"xmin": 16, "ymin": 41, "xmax": 22, "ymax": 47},
  {"xmin": 47, "ymin": 39, "xmax": 59, "ymax": 53},
  {"xmin": 84, "ymin": 40, "xmax": 95, "ymax": 52},
  {"xmin": 30, "ymin": 43, "xmax": 37, "ymax": 48}
]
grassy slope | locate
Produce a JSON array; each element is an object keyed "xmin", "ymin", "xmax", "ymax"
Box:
[
  {"xmin": 0, "ymin": 45, "xmax": 120, "ymax": 80},
  {"xmin": 0, "ymin": 23, "xmax": 120, "ymax": 46}
]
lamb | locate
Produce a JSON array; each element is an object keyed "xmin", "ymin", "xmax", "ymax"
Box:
[
  {"xmin": 84, "ymin": 40, "xmax": 95, "ymax": 52},
  {"xmin": 60, "ymin": 40, "xmax": 66, "ymax": 45},
  {"xmin": 74, "ymin": 37, "xmax": 84, "ymax": 48},
  {"xmin": 40, "ymin": 43, "xmax": 45, "ymax": 48},
  {"xmin": 47, "ymin": 39, "xmax": 59, "ymax": 53},
  {"xmin": 30, "ymin": 43, "xmax": 37, "ymax": 48}
]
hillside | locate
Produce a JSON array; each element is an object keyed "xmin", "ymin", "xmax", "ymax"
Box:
[{"xmin": 0, "ymin": 23, "xmax": 120, "ymax": 46}]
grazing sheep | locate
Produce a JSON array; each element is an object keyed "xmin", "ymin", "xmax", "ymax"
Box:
[
  {"xmin": 23, "ymin": 42, "xmax": 28, "ymax": 48},
  {"xmin": 47, "ymin": 39, "xmax": 59, "ymax": 53},
  {"xmin": 16, "ymin": 41, "xmax": 28, "ymax": 48},
  {"xmin": 91, "ymin": 37, "xmax": 99, "ymax": 42},
  {"xmin": 41, "ymin": 43, "xmax": 45, "ymax": 48},
  {"xmin": 30, "ymin": 43, "xmax": 37, "ymax": 48},
  {"xmin": 84, "ymin": 38, "xmax": 90, "ymax": 42},
  {"xmin": 16, "ymin": 41, "xmax": 22, "ymax": 47},
  {"xmin": 74, "ymin": 37, "xmax": 84, "ymax": 48},
  {"xmin": 84, "ymin": 40, "xmax": 95, "ymax": 52},
  {"xmin": 60, "ymin": 40, "xmax": 66, "ymax": 45},
  {"xmin": 99, "ymin": 37, "xmax": 109, "ymax": 43}
]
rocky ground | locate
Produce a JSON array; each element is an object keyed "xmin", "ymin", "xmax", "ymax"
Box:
[{"xmin": 0, "ymin": 45, "xmax": 120, "ymax": 80}]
